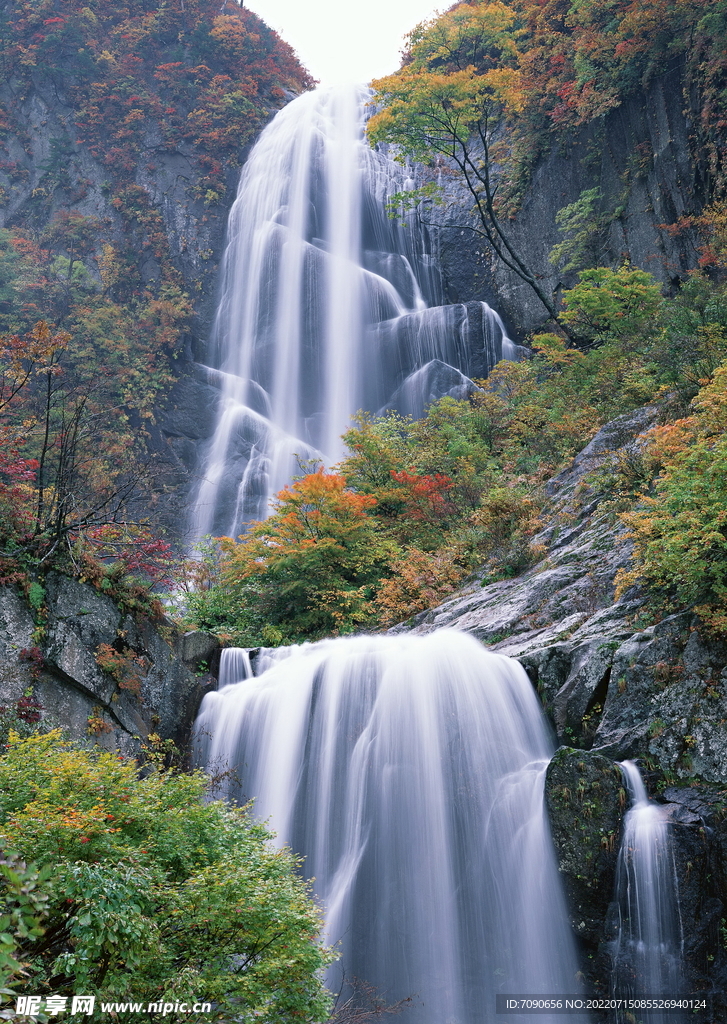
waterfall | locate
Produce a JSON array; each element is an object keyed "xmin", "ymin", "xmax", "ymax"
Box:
[
  {"xmin": 193, "ymin": 84, "xmax": 519, "ymax": 539},
  {"xmin": 193, "ymin": 630, "xmax": 585, "ymax": 1023},
  {"xmin": 611, "ymin": 761, "xmax": 684, "ymax": 1021},
  {"xmin": 217, "ymin": 647, "xmax": 252, "ymax": 688}
]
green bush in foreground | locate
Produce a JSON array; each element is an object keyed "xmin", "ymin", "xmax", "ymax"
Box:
[{"xmin": 0, "ymin": 732, "xmax": 334, "ymax": 1022}]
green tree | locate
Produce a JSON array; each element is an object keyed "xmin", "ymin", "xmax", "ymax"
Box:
[
  {"xmin": 559, "ymin": 265, "xmax": 664, "ymax": 349},
  {"xmin": 0, "ymin": 731, "xmax": 334, "ymax": 1022},
  {"xmin": 368, "ymin": 1, "xmax": 562, "ymax": 325},
  {"xmin": 549, "ymin": 188, "xmax": 606, "ymax": 274},
  {"xmin": 0, "ymin": 848, "xmax": 50, "ymax": 997}
]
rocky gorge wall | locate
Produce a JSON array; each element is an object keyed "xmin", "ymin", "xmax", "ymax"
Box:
[
  {"xmin": 395, "ymin": 403, "xmax": 727, "ymax": 1008},
  {"xmin": 436, "ymin": 62, "xmax": 705, "ymax": 338}
]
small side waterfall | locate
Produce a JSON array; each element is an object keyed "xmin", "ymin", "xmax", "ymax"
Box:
[
  {"xmin": 194, "ymin": 630, "xmax": 585, "ymax": 1023},
  {"xmin": 193, "ymin": 84, "xmax": 519, "ymax": 539},
  {"xmin": 611, "ymin": 762, "xmax": 684, "ymax": 1021},
  {"xmin": 217, "ymin": 647, "xmax": 252, "ymax": 688}
]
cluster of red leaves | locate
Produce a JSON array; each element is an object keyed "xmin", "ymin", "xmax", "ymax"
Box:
[
  {"xmin": 84, "ymin": 523, "xmax": 175, "ymax": 589},
  {"xmin": 516, "ymin": 0, "xmax": 709, "ymax": 128},
  {"xmin": 390, "ymin": 469, "xmax": 457, "ymax": 524}
]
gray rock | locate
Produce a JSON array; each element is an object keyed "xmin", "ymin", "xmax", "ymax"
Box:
[
  {"xmin": 0, "ymin": 573, "xmax": 215, "ymax": 755},
  {"xmin": 0, "ymin": 588, "xmax": 37, "ymax": 707}
]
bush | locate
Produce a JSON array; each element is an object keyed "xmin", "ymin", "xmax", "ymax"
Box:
[
  {"xmin": 212, "ymin": 470, "xmax": 397, "ymax": 643},
  {"xmin": 0, "ymin": 732, "xmax": 334, "ymax": 1021},
  {"xmin": 616, "ymin": 361, "xmax": 727, "ymax": 636}
]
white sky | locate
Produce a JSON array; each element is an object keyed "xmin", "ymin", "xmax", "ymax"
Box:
[{"xmin": 244, "ymin": 0, "xmax": 444, "ymax": 85}]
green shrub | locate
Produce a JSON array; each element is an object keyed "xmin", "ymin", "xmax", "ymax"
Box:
[{"xmin": 0, "ymin": 732, "xmax": 334, "ymax": 1021}]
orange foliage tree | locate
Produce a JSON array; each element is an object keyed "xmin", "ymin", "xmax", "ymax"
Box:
[{"xmin": 217, "ymin": 470, "xmax": 396, "ymax": 642}]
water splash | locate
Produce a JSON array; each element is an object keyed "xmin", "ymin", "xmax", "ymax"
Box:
[
  {"xmin": 611, "ymin": 761, "xmax": 685, "ymax": 1021},
  {"xmin": 193, "ymin": 84, "xmax": 518, "ymax": 539},
  {"xmin": 194, "ymin": 630, "xmax": 584, "ymax": 1023}
]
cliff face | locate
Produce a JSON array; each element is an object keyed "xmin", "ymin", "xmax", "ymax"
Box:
[
  {"xmin": 0, "ymin": 0, "xmax": 313, "ymax": 537},
  {"xmin": 0, "ymin": 76, "xmax": 236, "ymax": 340},
  {"xmin": 394, "ymin": 403, "xmax": 727, "ymax": 1004},
  {"xmin": 437, "ymin": 63, "xmax": 705, "ymax": 337},
  {"xmin": 0, "ymin": 572, "xmax": 218, "ymax": 754}
]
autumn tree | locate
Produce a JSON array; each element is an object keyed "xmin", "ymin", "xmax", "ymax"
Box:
[
  {"xmin": 0, "ymin": 319, "xmax": 169, "ymax": 580},
  {"xmin": 368, "ymin": 1, "xmax": 563, "ymax": 325},
  {"xmin": 215, "ymin": 470, "xmax": 397, "ymax": 642}
]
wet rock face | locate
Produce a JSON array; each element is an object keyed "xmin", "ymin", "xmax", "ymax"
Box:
[
  {"xmin": 0, "ymin": 573, "xmax": 218, "ymax": 756},
  {"xmin": 544, "ymin": 749, "xmax": 625, "ymax": 990},
  {"xmin": 660, "ymin": 790, "xmax": 726, "ymax": 1006},
  {"xmin": 594, "ymin": 617, "xmax": 727, "ymax": 783}
]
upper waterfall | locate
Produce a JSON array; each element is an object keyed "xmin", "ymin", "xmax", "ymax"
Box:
[{"xmin": 193, "ymin": 84, "xmax": 517, "ymax": 539}]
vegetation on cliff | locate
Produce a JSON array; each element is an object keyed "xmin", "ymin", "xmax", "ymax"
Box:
[
  {"xmin": 0, "ymin": 0, "xmax": 312, "ymax": 600},
  {"xmin": 184, "ymin": 262, "xmax": 727, "ymax": 644},
  {"xmin": 0, "ymin": 0, "xmax": 312, "ymax": 213},
  {"xmin": 368, "ymin": 0, "xmax": 727, "ymax": 323},
  {"xmin": 0, "ymin": 731, "xmax": 334, "ymax": 1021},
  {"xmin": 370, "ymin": 0, "xmax": 726, "ymax": 223}
]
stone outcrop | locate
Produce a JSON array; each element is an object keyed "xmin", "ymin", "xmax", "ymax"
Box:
[
  {"xmin": 401, "ymin": 403, "xmax": 727, "ymax": 786},
  {"xmin": 0, "ymin": 572, "xmax": 219, "ymax": 755}
]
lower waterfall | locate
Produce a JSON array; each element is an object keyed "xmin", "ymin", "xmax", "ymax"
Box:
[
  {"xmin": 194, "ymin": 630, "xmax": 585, "ymax": 1023},
  {"xmin": 611, "ymin": 762, "xmax": 685, "ymax": 1023}
]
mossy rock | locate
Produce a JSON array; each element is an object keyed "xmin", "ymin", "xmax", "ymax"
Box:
[{"xmin": 545, "ymin": 747, "xmax": 624, "ymax": 951}]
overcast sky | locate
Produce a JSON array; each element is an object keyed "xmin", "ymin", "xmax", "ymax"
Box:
[{"xmin": 244, "ymin": 0, "xmax": 443, "ymax": 85}]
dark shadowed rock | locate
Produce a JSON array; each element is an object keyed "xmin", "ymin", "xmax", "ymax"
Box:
[{"xmin": 545, "ymin": 747, "xmax": 624, "ymax": 990}]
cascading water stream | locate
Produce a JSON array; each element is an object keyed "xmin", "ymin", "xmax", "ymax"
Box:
[
  {"xmin": 193, "ymin": 630, "xmax": 586, "ymax": 1023},
  {"xmin": 216, "ymin": 647, "xmax": 252, "ymax": 688},
  {"xmin": 611, "ymin": 761, "xmax": 685, "ymax": 1022},
  {"xmin": 193, "ymin": 84, "xmax": 519, "ymax": 539}
]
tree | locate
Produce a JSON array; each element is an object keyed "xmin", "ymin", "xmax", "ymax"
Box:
[
  {"xmin": 0, "ymin": 731, "xmax": 335, "ymax": 1022},
  {"xmin": 368, "ymin": 1, "xmax": 563, "ymax": 325},
  {"xmin": 0, "ymin": 319, "xmax": 167, "ymax": 574},
  {"xmin": 217, "ymin": 470, "xmax": 396, "ymax": 642},
  {"xmin": 559, "ymin": 265, "xmax": 664, "ymax": 350},
  {"xmin": 0, "ymin": 848, "xmax": 50, "ymax": 995}
]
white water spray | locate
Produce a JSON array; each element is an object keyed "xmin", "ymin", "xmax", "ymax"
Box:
[
  {"xmin": 194, "ymin": 630, "xmax": 585, "ymax": 1023},
  {"xmin": 193, "ymin": 85, "xmax": 517, "ymax": 539},
  {"xmin": 216, "ymin": 647, "xmax": 252, "ymax": 688}
]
